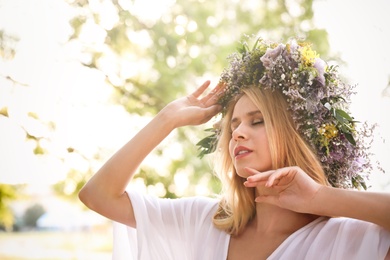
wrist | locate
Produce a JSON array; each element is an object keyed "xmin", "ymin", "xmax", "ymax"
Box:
[
  {"xmin": 310, "ymin": 185, "xmax": 334, "ymax": 217},
  {"xmin": 156, "ymin": 106, "xmax": 181, "ymax": 130},
  {"xmin": 311, "ymin": 185, "xmax": 353, "ymax": 218}
]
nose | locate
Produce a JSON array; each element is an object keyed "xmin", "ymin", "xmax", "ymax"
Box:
[{"xmin": 232, "ymin": 124, "xmax": 247, "ymax": 141}]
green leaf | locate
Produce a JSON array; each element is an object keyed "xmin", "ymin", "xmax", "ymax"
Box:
[
  {"xmin": 335, "ymin": 109, "xmax": 353, "ymax": 121},
  {"xmin": 251, "ymin": 37, "xmax": 261, "ymax": 51},
  {"xmin": 237, "ymin": 42, "xmax": 249, "ymax": 56},
  {"xmin": 196, "ymin": 134, "xmax": 214, "ymax": 147},
  {"xmin": 344, "ymin": 132, "xmax": 356, "ymax": 146},
  {"xmin": 339, "ymin": 124, "xmax": 353, "ymax": 134},
  {"xmin": 352, "ymin": 176, "xmax": 367, "ymax": 190},
  {"xmin": 196, "ymin": 132, "xmax": 218, "ymax": 158}
]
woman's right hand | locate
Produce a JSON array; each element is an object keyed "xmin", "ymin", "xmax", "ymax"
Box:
[{"xmin": 161, "ymin": 80, "xmax": 224, "ymax": 128}]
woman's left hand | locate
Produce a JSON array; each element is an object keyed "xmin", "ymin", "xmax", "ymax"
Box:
[{"xmin": 243, "ymin": 166, "xmax": 323, "ymax": 214}]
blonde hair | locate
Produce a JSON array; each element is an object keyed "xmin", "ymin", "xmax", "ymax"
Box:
[{"xmin": 212, "ymin": 85, "xmax": 329, "ymax": 235}]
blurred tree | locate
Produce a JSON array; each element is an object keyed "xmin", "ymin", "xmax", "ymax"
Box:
[
  {"xmin": 0, "ymin": 31, "xmax": 28, "ymax": 230},
  {"xmin": 0, "ymin": 184, "xmax": 19, "ymax": 231},
  {"xmin": 53, "ymin": 147, "xmax": 98, "ymax": 198},
  {"xmin": 22, "ymin": 203, "xmax": 45, "ymax": 228},
  {"xmin": 0, "ymin": 30, "xmax": 65, "ymax": 229},
  {"xmin": 0, "ymin": 30, "xmax": 58, "ymax": 156},
  {"xmin": 61, "ymin": 0, "xmax": 329, "ymax": 198}
]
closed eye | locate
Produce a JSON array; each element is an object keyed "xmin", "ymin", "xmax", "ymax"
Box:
[{"xmin": 252, "ymin": 119, "xmax": 264, "ymax": 125}]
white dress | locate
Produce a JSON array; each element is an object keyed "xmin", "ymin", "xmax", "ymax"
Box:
[{"xmin": 112, "ymin": 190, "xmax": 390, "ymax": 260}]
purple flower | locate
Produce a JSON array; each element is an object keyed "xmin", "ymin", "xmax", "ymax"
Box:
[
  {"xmin": 213, "ymin": 38, "xmax": 379, "ymax": 190},
  {"xmin": 330, "ymin": 150, "xmax": 344, "ymax": 161},
  {"xmin": 260, "ymin": 44, "xmax": 284, "ymax": 68},
  {"xmin": 305, "ymin": 99, "xmax": 318, "ymax": 113},
  {"xmin": 314, "ymin": 58, "xmax": 326, "ymax": 86}
]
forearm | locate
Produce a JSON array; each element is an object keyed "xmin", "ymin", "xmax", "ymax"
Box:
[
  {"xmin": 79, "ymin": 108, "xmax": 176, "ymax": 203},
  {"xmin": 78, "ymin": 81, "xmax": 221, "ymax": 225},
  {"xmin": 313, "ymin": 186, "xmax": 390, "ymax": 231}
]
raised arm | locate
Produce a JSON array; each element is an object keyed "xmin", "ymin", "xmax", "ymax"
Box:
[
  {"xmin": 244, "ymin": 166, "xmax": 390, "ymax": 231},
  {"xmin": 78, "ymin": 81, "xmax": 223, "ymax": 228}
]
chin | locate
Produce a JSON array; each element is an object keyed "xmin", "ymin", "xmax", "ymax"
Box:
[
  {"xmin": 235, "ymin": 167, "xmax": 251, "ymax": 179},
  {"xmin": 235, "ymin": 164, "xmax": 272, "ymax": 177}
]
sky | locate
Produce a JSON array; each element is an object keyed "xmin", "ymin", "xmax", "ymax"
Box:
[
  {"xmin": 313, "ymin": 0, "xmax": 390, "ymax": 190},
  {"xmin": 0, "ymin": 0, "xmax": 389, "ymax": 193}
]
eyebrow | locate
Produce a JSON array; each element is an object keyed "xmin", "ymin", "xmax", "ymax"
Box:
[{"xmin": 231, "ymin": 110, "xmax": 262, "ymax": 124}]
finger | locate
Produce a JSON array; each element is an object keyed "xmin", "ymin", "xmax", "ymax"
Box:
[
  {"xmin": 201, "ymin": 82, "xmax": 226, "ymax": 105},
  {"xmin": 186, "ymin": 108, "xmax": 219, "ymax": 126},
  {"xmin": 201, "ymin": 104, "xmax": 222, "ymax": 122},
  {"xmin": 191, "ymin": 80, "xmax": 211, "ymax": 98},
  {"xmin": 265, "ymin": 167, "xmax": 293, "ymax": 187},
  {"xmin": 243, "ymin": 179, "xmax": 268, "ymax": 187},
  {"xmin": 255, "ymin": 194, "xmax": 279, "ymax": 205},
  {"xmin": 246, "ymin": 168, "xmax": 275, "ymax": 182},
  {"xmin": 244, "ymin": 167, "xmax": 259, "ymax": 176},
  {"xmin": 244, "ymin": 168, "xmax": 274, "ymax": 187}
]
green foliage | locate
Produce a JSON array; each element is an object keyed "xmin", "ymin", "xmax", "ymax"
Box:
[
  {"xmin": 0, "ymin": 107, "xmax": 9, "ymax": 117},
  {"xmin": 52, "ymin": 147, "xmax": 101, "ymax": 199},
  {"xmin": 66, "ymin": 0, "xmax": 329, "ymax": 198},
  {"xmin": 53, "ymin": 168, "xmax": 90, "ymax": 199},
  {"xmin": 0, "ymin": 184, "xmax": 19, "ymax": 231},
  {"xmin": 196, "ymin": 128, "xmax": 219, "ymax": 158},
  {"xmin": 0, "ymin": 30, "xmax": 18, "ymax": 60}
]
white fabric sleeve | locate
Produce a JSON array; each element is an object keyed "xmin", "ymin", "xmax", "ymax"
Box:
[
  {"xmin": 269, "ymin": 217, "xmax": 390, "ymax": 260},
  {"xmin": 112, "ymin": 190, "xmax": 229, "ymax": 260},
  {"xmin": 112, "ymin": 221, "xmax": 137, "ymax": 260}
]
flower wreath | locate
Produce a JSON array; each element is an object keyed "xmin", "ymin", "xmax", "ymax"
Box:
[{"xmin": 197, "ymin": 38, "xmax": 378, "ymax": 190}]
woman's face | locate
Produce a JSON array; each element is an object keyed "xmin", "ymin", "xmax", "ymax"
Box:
[{"xmin": 228, "ymin": 95, "xmax": 272, "ymax": 178}]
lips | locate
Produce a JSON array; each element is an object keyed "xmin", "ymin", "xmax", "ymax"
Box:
[{"xmin": 234, "ymin": 146, "xmax": 253, "ymax": 158}]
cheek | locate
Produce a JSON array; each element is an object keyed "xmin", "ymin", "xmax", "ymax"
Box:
[
  {"xmin": 228, "ymin": 139, "xmax": 235, "ymax": 158},
  {"xmin": 256, "ymin": 130, "xmax": 271, "ymax": 155},
  {"xmin": 260, "ymin": 134, "xmax": 272, "ymax": 160}
]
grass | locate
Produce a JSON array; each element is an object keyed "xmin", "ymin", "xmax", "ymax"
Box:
[{"xmin": 0, "ymin": 229, "xmax": 112, "ymax": 260}]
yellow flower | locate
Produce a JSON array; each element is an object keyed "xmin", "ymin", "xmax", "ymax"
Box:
[
  {"xmin": 318, "ymin": 123, "xmax": 339, "ymax": 139},
  {"xmin": 300, "ymin": 45, "xmax": 319, "ymax": 66}
]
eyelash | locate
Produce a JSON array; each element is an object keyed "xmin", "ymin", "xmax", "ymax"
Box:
[
  {"xmin": 252, "ymin": 120, "xmax": 264, "ymax": 125},
  {"xmin": 230, "ymin": 119, "xmax": 264, "ymax": 132}
]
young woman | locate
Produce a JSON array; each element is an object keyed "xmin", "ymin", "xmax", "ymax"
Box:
[{"xmin": 79, "ymin": 39, "xmax": 390, "ymax": 259}]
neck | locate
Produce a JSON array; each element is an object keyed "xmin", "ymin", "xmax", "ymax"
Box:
[{"xmin": 251, "ymin": 188, "xmax": 318, "ymax": 234}]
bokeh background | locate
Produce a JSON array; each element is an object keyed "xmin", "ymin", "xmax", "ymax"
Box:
[{"xmin": 0, "ymin": 0, "xmax": 389, "ymax": 259}]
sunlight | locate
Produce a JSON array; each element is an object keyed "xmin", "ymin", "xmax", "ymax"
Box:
[
  {"xmin": 121, "ymin": 0, "xmax": 175, "ymax": 26},
  {"xmin": 1, "ymin": 0, "xmax": 390, "ymax": 258}
]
